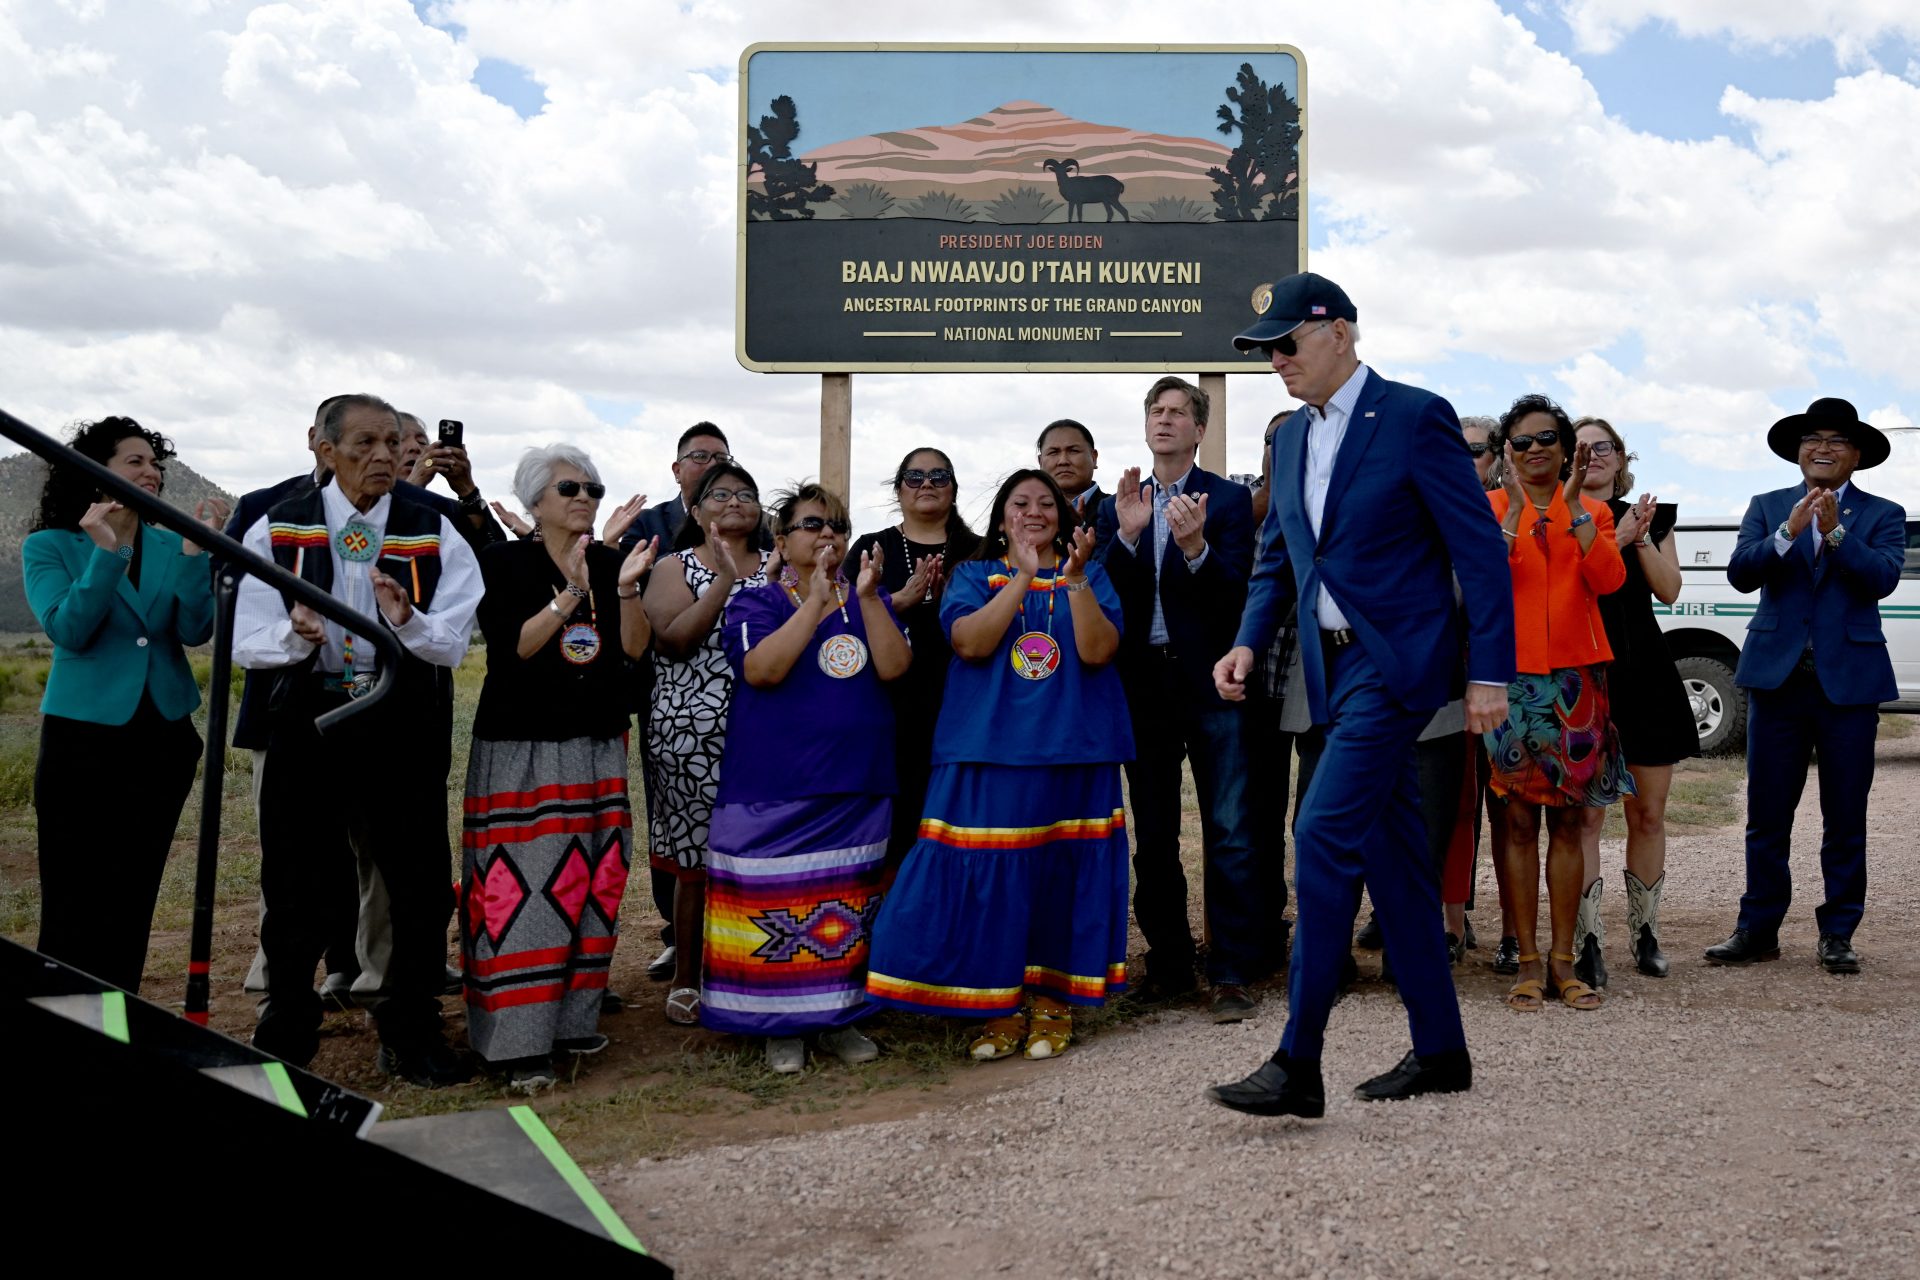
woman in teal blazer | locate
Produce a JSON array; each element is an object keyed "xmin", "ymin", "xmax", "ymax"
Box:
[{"xmin": 23, "ymin": 417, "xmax": 225, "ymax": 992}]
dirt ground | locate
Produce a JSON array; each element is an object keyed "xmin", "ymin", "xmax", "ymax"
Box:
[{"xmin": 6, "ymin": 727, "xmax": 1918, "ymax": 1278}]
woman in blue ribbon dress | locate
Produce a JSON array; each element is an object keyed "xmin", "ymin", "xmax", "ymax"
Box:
[{"xmin": 867, "ymin": 469, "xmax": 1132, "ymax": 1060}]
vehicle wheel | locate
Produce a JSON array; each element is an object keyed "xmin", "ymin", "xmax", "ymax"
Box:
[{"xmin": 1675, "ymin": 655, "xmax": 1746, "ymax": 756}]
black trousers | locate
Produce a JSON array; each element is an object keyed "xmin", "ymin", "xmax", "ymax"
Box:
[
  {"xmin": 35, "ymin": 700, "xmax": 201, "ymax": 993},
  {"xmin": 254, "ymin": 683, "xmax": 453, "ymax": 1064}
]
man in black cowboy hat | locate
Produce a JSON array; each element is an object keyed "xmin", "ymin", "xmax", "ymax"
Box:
[{"xmin": 1708, "ymin": 398, "xmax": 1907, "ymax": 975}]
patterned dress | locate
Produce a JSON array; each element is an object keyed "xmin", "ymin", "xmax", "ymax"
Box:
[{"xmin": 646, "ymin": 547, "xmax": 770, "ymax": 877}]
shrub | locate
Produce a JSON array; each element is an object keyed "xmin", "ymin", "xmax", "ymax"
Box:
[
  {"xmin": 834, "ymin": 182, "xmax": 895, "ymax": 219},
  {"xmin": 1135, "ymin": 196, "xmax": 1213, "ymax": 223},
  {"xmin": 983, "ymin": 186, "xmax": 1061, "ymax": 224},
  {"xmin": 899, "ymin": 190, "xmax": 975, "ymax": 222}
]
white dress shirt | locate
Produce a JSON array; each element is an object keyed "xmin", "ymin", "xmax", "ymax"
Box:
[
  {"xmin": 234, "ymin": 481, "xmax": 481, "ymax": 674},
  {"xmin": 1304, "ymin": 362, "xmax": 1372, "ymax": 630}
]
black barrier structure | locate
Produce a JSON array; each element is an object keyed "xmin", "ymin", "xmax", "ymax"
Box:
[{"xmin": 0, "ymin": 409, "xmax": 663, "ymax": 1268}]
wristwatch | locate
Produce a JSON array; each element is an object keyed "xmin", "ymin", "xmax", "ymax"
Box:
[
  {"xmin": 458, "ymin": 490, "xmax": 487, "ymax": 513},
  {"xmin": 1775, "ymin": 520, "xmax": 1794, "ymax": 543}
]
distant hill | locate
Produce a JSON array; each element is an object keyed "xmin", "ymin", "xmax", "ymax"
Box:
[
  {"xmin": 0, "ymin": 451, "xmax": 236, "ymax": 634},
  {"xmin": 793, "ymin": 100, "xmax": 1237, "ymax": 219}
]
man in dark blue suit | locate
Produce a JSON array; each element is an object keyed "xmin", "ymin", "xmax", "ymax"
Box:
[
  {"xmin": 1706, "ymin": 399, "xmax": 1906, "ymax": 975},
  {"xmin": 1205, "ymin": 274, "xmax": 1515, "ymax": 1116},
  {"xmin": 1093, "ymin": 377, "xmax": 1259, "ymax": 1019}
]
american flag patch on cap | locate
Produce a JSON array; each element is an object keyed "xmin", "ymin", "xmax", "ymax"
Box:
[{"xmin": 1310, "ymin": 305, "xmax": 1326, "ymax": 315}]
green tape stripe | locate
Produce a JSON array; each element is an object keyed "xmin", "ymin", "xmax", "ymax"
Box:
[
  {"xmin": 262, "ymin": 1062, "xmax": 309, "ymax": 1118},
  {"xmin": 99, "ymin": 992, "xmax": 129, "ymax": 1043},
  {"xmin": 508, "ymin": 1105, "xmax": 645, "ymax": 1254}
]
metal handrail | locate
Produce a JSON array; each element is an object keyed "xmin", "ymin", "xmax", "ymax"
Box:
[{"xmin": 0, "ymin": 406, "xmax": 402, "ymax": 1023}]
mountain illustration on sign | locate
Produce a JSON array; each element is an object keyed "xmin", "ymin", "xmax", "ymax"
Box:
[{"xmin": 746, "ymin": 72, "xmax": 1300, "ymax": 226}]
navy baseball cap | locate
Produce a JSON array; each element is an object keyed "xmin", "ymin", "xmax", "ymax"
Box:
[{"xmin": 1233, "ymin": 272, "xmax": 1359, "ymax": 351}]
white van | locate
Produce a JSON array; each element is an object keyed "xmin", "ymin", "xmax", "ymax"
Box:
[{"xmin": 1653, "ymin": 515, "xmax": 1920, "ymax": 753}]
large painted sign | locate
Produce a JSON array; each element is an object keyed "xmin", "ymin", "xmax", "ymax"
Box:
[{"xmin": 737, "ymin": 44, "xmax": 1306, "ymax": 373}]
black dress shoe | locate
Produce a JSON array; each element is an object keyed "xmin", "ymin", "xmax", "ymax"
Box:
[
  {"xmin": 1353, "ymin": 1049, "xmax": 1472, "ymax": 1102},
  {"xmin": 377, "ymin": 1039, "xmax": 474, "ymax": 1088},
  {"xmin": 1210, "ymin": 984, "xmax": 1256, "ymax": 1023},
  {"xmin": 1816, "ymin": 933, "xmax": 1860, "ymax": 975},
  {"xmin": 1575, "ymin": 934, "xmax": 1609, "ymax": 989},
  {"xmin": 1354, "ymin": 915, "xmax": 1384, "ymax": 950},
  {"xmin": 1491, "ymin": 936, "xmax": 1520, "ymax": 975},
  {"xmin": 1704, "ymin": 928, "xmax": 1780, "ymax": 965},
  {"xmin": 1205, "ymin": 1053, "xmax": 1325, "ymax": 1118},
  {"xmin": 1634, "ymin": 926, "xmax": 1669, "ymax": 978}
]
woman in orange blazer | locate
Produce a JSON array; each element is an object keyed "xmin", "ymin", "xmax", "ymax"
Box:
[{"xmin": 1484, "ymin": 395, "xmax": 1632, "ymax": 1012}]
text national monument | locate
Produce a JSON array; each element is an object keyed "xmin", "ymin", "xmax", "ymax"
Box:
[{"xmin": 736, "ymin": 44, "xmax": 1307, "ymax": 373}]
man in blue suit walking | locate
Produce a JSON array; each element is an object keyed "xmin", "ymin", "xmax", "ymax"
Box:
[
  {"xmin": 1706, "ymin": 399, "xmax": 1906, "ymax": 975},
  {"xmin": 1205, "ymin": 273, "xmax": 1515, "ymax": 1116}
]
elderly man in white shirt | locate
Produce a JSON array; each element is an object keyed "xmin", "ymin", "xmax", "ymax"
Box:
[{"xmin": 234, "ymin": 393, "xmax": 481, "ymax": 1087}]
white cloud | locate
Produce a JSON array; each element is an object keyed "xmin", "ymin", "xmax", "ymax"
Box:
[
  {"xmin": 0, "ymin": 0, "xmax": 1916, "ymax": 528},
  {"xmin": 1559, "ymin": 1, "xmax": 1920, "ymax": 63}
]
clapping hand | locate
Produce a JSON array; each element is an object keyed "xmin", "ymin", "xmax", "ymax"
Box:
[
  {"xmin": 1616, "ymin": 493, "xmax": 1657, "ymax": 547},
  {"xmin": 708, "ymin": 522, "xmax": 741, "ymax": 584},
  {"xmin": 1561, "ymin": 440, "xmax": 1593, "ymax": 508},
  {"xmin": 370, "ymin": 570, "xmax": 414, "ymax": 626},
  {"xmin": 1786, "ymin": 488, "xmax": 1826, "ymax": 538},
  {"xmin": 1113, "ymin": 467, "xmax": 1151, "ymax": 541},
  {"xmin": 899, "ymin": 552, "xmax": 942, "ymax": 604},
  {"xmin": 563, "ymin": 533, "xmax": 591, "ymax": 591},
  {"xmin": 490, "ymin": 500, "xmax": 532, "ymax": 538},
  {"xmin": 1499, "ymin": 445, "xmax": 1526, "ymax": 508},
  {"xmin": 1008, "ymin": 528, "xmax": 1043, "ymax": 579},
  {"xmin": 1813, "ymin": 489, "xmax": 1840, "ymax": 535},
  {"xmin": 809, "ymin": 544, "xmax": 839, "ymax": 604},
  {"xmin": 1165, "ymin": 491, "xmax": 1208, "ymax": 558},
  {"xmin": 602, "ymin": 494, "xmax": 648, "ymax": 546},
  {"xmin": 79, "ymin": 500, "xmax": 125, "ymax": 553},
  {"xmin": 183, "ymin": 496, "xmax": 230, "ymax": 557},
  {"xmin": 619, "ymin": 534, "xmax": 659, "ymax": 591},
  {"xmin": 856, "ymin": 546, "xmax": 884, "ymax": 599},
  {"xmin": 1062, "ymin": 524, "xmax": 1096, "ymax": 580}
]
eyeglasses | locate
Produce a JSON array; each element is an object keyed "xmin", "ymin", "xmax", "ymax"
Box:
[
  {"xmin": 901, "ymin": 468, "xmax": 954, "ymax": 489},
  {"xmin": 702, "ymin": 487, "xmax": 759, "ymax": 506},
  {"xmin": 784, "ymin": 516, "xmax": 850, "ymax": 535},
  {"xmin": 1258, "ymin": 320, "xmax": 1331, "ymax": 359},
  {"xmin": 1507, "ymin": 430, "xmax": 1560, "ymax": 452},
  {"xmin": 678, "ymin": 449, "xmax": 731, "ymax": 465},
  {"xmin": 1466, "ymin": 442, "xmax": 1493, "ymax": 458},
  {"xmin": 1585, "ymin": 440, "xmax": 1618, "ymax": 457},
  {"xmin": 553, "ymin": 480, "xmax": 606, "ymax": 499},
  {"xmin": 1799, "ymin": 433, "xmax": 1855, "ymax": 449}
]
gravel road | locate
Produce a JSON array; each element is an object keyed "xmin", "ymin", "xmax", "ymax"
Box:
[{"xmin": 606, "ymin": 733, "xmax": 1920, "ymax": 1280}]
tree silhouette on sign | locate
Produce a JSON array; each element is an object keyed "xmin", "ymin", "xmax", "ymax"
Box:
[
  {"xmin": 1207, "ymin": 63, "xmax": 1301, "ymax": 222},
  {"xmin": 747, "ymin": 95, "xmax": 835, "ymax": 220}
]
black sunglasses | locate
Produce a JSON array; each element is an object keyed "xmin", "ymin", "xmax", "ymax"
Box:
[
  {"xmin": 1507, "ymin": 430, "xmax": 1560, "ymax": 452},
  {"xmin": 1466, "ymin": 442, "xmax": 1493, "ymax": 457},
  {"xmin": 901, "ymin": 468, "xmax": 954, "ymax": 489},
  {"xmin": 784, "ymin": 515, "xmax": 850, "ymax": 535},
  {"xmin": 1257, "ymin": 320, "xmax": 1331, "ymax": 359},
  {"xmin": 553, "ymin": 479, "xmax": 606, "ymax": 499}
]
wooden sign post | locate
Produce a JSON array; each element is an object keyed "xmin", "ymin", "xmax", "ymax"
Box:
[{"xmin": 820, "ymin": 373, "xmax": 852, "ymax": 497}]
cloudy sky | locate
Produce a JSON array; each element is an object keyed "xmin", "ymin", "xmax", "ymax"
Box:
[{"xmin": 5, "ymin": 0, "xmax": 1919, "ymax": 530}]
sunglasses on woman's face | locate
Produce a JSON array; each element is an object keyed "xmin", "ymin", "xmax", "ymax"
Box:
[
  {"xmin": 1466, "ymin": 442, "xmax": 1494, "ymax": 457},
  {"xmin": 553, "ymin": 479, "xmax": 606, "ymax": 499},
  {"xmin": 1507, "ymin": 430, "xmax": 1560, "ymax": 453},
  {"xmin": 785, "ymin": 516, "xmax": 850, "ymax": 535},
  {"xmin": 901, "ymin": 468, "xmax": 954, "ymax": 489}
]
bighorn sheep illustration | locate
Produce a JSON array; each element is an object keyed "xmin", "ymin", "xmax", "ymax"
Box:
[{"xmin": 1041, "ymin": 158, "xmax": 1129, "ymax": 222}]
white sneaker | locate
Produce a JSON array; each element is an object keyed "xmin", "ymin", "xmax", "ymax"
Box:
[
  {"xmin": 819, "ymin": 1025, "xmax": 880, "ymax": 1065},
  {"xmin": 765, "ymin": 1037, "xmax": 806, "ymax": 1074}
]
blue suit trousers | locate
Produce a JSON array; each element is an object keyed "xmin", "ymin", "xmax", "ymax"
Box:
[
  {"xmin": 1738, "ymin": 666, "xmax": 1876, "ymax": 938},
  {"xmin": 1281, "ymin": 643, "xmax": 1466, "ymax": 1060}
]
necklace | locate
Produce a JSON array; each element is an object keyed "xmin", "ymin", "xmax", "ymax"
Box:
[
  {"xmin": 898, "ymin": 524, "xmax": 945, "ymax": 603},
  {"xmin": 782, "ymin": 567, "xmax": 868, "ymax": 678},
  {"xmin": 1003, "ymin": 557, "xmax": 1061, "ymax": 681},
  {"xmin": 554, "ymin": 582, "xmax": 601, "ymax": 665}
]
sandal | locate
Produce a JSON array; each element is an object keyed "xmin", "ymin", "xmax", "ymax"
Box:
[
  {"xmin": 1024, "ymin": 1003, "xmax": 1072, "ymax": 1059},
  {"xmin": 1549, "ymin": 951, "xmax": 1603, "ymax": 1011},
  {"xmin": 969, "ymin": 1011, "xmax": 1027, "ymax": 1060},
  {"xmin": 665, "ymin": 987, "xmax": 700, "ymax": 1025},
  {"xmin": 1504, "ymin": 952, "xmax": 1546, "ymax": 1012}
]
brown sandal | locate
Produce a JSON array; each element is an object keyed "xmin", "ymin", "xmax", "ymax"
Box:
[
  {"xmin": 1550, "ymin": 950, "xmax": 1604, "ymax": 1010},
  {"xmin": 1024, "ymin": 1003, "xmax": 1072, "ymax": 1059},
  {"xmin": 969, "ymin": 1011, "xmax": 1027, "ymax": 1060},
  {"xmin": 1504, "ymin": 953, "xmax": 1546, "ymax": 1011}
]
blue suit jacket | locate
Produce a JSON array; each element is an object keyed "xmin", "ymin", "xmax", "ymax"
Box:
[
  {"xmin": 1093, "ymin": 467, "xmax": 1254, "ymax": 705},
  {"xmin": 1234, "ymin": 370, "xmax": 1515, "ymax": 723},
  {"xmin": 23, "ymin": 526, "xmax": 216, "ymax": 725},
  {"xmin": 1726, "ymin": 481, "xmax": 1905, "ymax": 704}
]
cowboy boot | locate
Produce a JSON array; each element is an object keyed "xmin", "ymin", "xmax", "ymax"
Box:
[
  {"xmin": 1624, "ymin": 870, "xmax": 1669, "ymax": 978},
  {"xmin": 1573, "ymin": 877, "xmax": 1608, "ymax": 989}
]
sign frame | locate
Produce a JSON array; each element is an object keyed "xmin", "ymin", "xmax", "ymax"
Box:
[{"xmin": 735, "ymin": 41, "xmax": 1309, "ymax": 374}]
